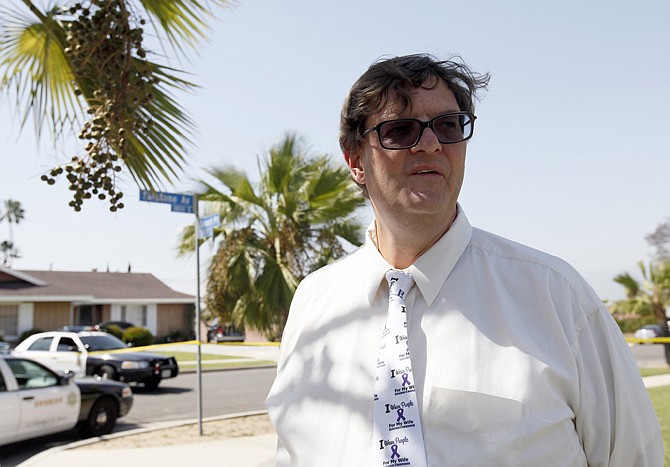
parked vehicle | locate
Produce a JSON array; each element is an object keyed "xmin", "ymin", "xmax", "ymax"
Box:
[
  {"xmin": 0, "ymin": 355, "xmax": 133, "ymax": 445},
  {"xmin": 207, "ymin": 318, "xmax": 245, "ymax": 343},
  {"xmin": 12, "ymin": 331, "xmax": 178, "ymax": 389},
  {"xmin": 634, "ymin": 324, "xmax": 664, "ymax": 342},
  {"xmin": 95, "ymin": 321, "xmax": 136, "ymax": 332}
]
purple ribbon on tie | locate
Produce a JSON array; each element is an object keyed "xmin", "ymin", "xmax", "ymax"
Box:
[
  {"xmin": 396, "ymin": 408, "xmax": 406, "ymax": 422},
  {"xmin": 401, "ymin": 372, "xmax": 411, "ymax": 386},
  {"xmin": 390, "ymin": 444, "xmax": 400, "ymax": 460}
]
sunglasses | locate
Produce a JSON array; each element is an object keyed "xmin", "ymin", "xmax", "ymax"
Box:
[{"xmin": 362, "ymin": 112, "xmax": 476, "ymax": 150}]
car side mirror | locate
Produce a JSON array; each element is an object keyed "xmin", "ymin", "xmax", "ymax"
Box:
[{"xmin": 59, "ymin": 370, "xmax": 75, "ymax": 385}]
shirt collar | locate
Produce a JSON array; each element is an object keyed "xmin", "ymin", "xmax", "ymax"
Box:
[{"xmin": 362, "ymin": 204, "xmax": 473, "ymax": 307}]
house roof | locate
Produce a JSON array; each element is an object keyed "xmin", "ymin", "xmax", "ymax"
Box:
[{"xmin": 0, "ymin": 266, "xmax": 194, "ymax": 304}]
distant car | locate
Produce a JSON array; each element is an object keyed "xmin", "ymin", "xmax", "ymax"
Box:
[
  {"xmin": 634, "ymin": 324, "xmax": 664, "ymax": 342},
  {"xmin": 0, "ymin": 342, "xmax": 9, "ymax": 354},
  {"xmin": 95, "ymin": 321, "xmax": 136, "ymax": 332},
  {"xmin": 12, "ymin": 331, "xmax": 178, "ymax": 389},
  {"xmin": 0, "ymin": 355, "xmax": 133, "ymax": 445},
  {"xmin": 207, "ymin": 323, "xmax": 245, "ymax": 343}
]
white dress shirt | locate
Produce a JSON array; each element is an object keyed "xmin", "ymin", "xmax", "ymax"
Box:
[{"xmin": 266, "ymin": 207, "xmax": 663, "ymax": 466}]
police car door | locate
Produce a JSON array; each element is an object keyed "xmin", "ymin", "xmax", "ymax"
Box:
[
  {"xmin": 7, "ymin": 358, "xmax": 80, "ymax": 441},
  {"xmin": 0, "ymin": 360, "xmax": 21, "ymax": 445},
  {"xmin": 53, "ymin": 335, "xmax": 86, "ymax": 376}
]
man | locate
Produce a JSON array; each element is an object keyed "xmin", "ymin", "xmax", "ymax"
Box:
[{"xmin": 266, "ymin": 54, "xmax": 663, "ymax": 466}]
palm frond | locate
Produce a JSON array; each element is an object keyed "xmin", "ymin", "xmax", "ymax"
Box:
[
  {"xmin": 139, "ymin": 0, "xmax": 231, "ymax": 56},
  {"xmin": 0, "ymin": 5, "xmax": 79, "ymax": 136},
  {"xmin": 206, "ymin": 166, "xmax": 261, "ymax": 206}
]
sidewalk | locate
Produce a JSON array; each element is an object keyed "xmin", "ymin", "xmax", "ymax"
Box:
[
  {"xmin": 643, "ymin": 372, "xmax": 670, "ymax": 389},
  {"xmin": 20, "ymin": 432, "xmax": 277, "ymax": 467}
]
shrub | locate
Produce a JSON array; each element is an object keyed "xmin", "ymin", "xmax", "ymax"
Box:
[
  {"xmin": 157, "ymin": 328, "xmax": 193, "ymax": 344},
  {"xmin": 122, "ymin": 326, "xmax": 154, "ymax": 347},
  {"xmin": 100, "ymin": 324, "xmax": 123, "ymax": 339},
  {"xmin": 17, "ymin": 329, "xmax": 44, "ymax": 344}
]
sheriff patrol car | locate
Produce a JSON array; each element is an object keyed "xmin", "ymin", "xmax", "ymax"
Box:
[{"xmin": 0, "ymin": 355, "xmax": 133, "ymax": 446}]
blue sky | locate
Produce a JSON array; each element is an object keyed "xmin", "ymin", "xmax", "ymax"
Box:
[{"xmin": 1, "ymin": 0, "xmax": 669, "ymax": 302}]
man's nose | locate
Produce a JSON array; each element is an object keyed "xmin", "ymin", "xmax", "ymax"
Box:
[{"xmin": 411, "ymin": 126, "xmax": 441, "ymax": 153}]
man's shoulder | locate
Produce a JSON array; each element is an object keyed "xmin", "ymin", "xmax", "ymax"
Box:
[{"xmin": 469, "ymin": 227, "xmax": 576, "ymax": 276}]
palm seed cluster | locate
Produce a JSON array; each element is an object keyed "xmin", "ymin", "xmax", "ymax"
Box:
[{"xmin": 40, "ymin": 0, "xmax": 156, "ymax": 211}]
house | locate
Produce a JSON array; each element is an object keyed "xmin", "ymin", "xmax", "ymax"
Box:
[{"xmin": 0, "ymin": 266, "xmax": 195, "ymax": 343}]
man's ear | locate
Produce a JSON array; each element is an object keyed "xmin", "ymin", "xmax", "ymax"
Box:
[{"xmin": 344, "ymin": 151, "xmax": 365, "ymax": 185}]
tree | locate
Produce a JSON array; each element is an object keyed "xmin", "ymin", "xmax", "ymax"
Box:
[
  {"xmin": 646, "ymin": 218, "xmax": 670, "ymax": 262},
  {"xmin": 614, "ymin": 260, "xmax": 670, "ymax": 364},
  {"xmin": 0, "ymin": 199, "xmax": 25, "ymax": 243},
  {"xmin": 0, "ymin": 0, "xmax": 229, "ymax": 211},
  {"xmin": 0, "ymin": 240, "xmax": 20, "ymax": 266},
  {"xmin": 614, "ymin": 261, "xmax": 670, "ymax": 325},
  {"xmin": 178, "ymin": 134, "xmax": 367, "ymax": 340}
]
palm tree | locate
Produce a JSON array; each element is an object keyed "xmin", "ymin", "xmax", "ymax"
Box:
[
  {"xmin": 614, "ymin": 260, "xmax": 670, "ymax": 363},
  {"xmin": 178, "ymin": 134, "xmax": 367, "ymax": 340},
  {"xmin": 0, "ymin": 0, "xmax": 229, "ymax": 211},
  {"xmin": 0, "ymin": 199, "xmax": 25, "ymax": 243},
  {"xmin": 0, "ymin": 240, "xmax": 20, "ymax": 266}
]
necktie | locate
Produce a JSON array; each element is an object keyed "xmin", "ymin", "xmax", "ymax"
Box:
[{"xmin": 374, "ymin": 269, "xmax": 427, "ymax": 466}]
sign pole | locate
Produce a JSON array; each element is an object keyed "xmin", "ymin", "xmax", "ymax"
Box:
[
  {"xmin": 194, "ymin": 195, "xmax": 203, "ymax": 436},
  {"xmin": 138, "ymin": 188, "xmax": 202, "ymax": 434}
]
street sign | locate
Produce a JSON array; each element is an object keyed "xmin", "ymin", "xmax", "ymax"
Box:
[
  {"xmin": 199, "ymin": 213, "xmax": 220, "ymax": 238},
  {"xmin": 139, "ymin": 190, "xmax": 195, "ymax": 213}
]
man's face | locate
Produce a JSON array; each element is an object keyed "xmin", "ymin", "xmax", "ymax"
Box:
[{"xmin": 345, "ymin": 81, "xmax": 467, "ymax": 226}]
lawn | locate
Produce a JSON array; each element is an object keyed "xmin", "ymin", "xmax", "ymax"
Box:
[
  {"xmin": 648, "ymin": 385, "xmax": 670, "ymax": 465},
  {"xmin": 641, "ymin": 367, "xmax": 670, "ymax": 378},
  {"xmin": 154, "ymin": 350, "xmax": 275, "ymax": 371}
]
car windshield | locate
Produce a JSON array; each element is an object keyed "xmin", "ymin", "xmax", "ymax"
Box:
[{"xmin": 79, "ymin": 335, "xmax": 127, "ymax": 351}]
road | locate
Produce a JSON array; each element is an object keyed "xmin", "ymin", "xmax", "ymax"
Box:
[
  {"xmin": 630, "ymin": 341, "xmax": 668, "ymax": 368},
  {"xmin": 0, "ymin": 367, "xmax": 277, "ymax": 467},
  {"xmin": 119, "ymin": 366, "xmax": 276, "ymax": 428}
]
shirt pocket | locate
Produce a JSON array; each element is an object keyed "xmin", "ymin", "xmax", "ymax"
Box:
[{"xmin": 425, "ymin": 386, "xmax": 526, "ymax": 467}]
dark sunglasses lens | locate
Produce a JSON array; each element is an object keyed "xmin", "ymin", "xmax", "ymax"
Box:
[
  {"xmin": 379, "ymin": 120, "xmax": 421, "ymax": 148},
  {"xmin": 433, "ymin": 114, "xmax": 472, "ymax": 143}
]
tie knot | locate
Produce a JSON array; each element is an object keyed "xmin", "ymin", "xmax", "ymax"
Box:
[{"xmin": 385, "ymin": 269, "xmax": 414, "ymax": 298}]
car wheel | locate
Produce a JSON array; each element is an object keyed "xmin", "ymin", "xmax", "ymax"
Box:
[
  {"xmin": 80, "ymin": 397, "xmax": 118, "ymax": 437},
  {"xmin": 143, "ymin": 375, "xmax": 161, "ymax": 390},
  {"xmin": 93, "ymin": 364, "xmax": 118, "ymax": 380}
]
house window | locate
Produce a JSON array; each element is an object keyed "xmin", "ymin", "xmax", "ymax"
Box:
[
  {"xmin": 120, "ymin": 305, "xmax": 147, "ymax": 327},
  {"xmin": 78, "ymin": 305, "xmax": 92, "ymax": 326},
  {"xmin": 0, "ymin": 304, "xmax": 19, "ymax": 337}
]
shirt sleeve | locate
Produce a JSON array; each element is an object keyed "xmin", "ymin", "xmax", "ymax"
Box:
[
  {"xmin": 574, "ymin": 302, "xmax": 664, "ymax": 466},
  {"xmin": 275, "ymin": 436, "xmax": 291, "ymax": 466}
]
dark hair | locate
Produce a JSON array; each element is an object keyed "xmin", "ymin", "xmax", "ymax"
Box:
[{"xmin": 339, "ymin": 53, "xmax": 490, "ymax": 155}]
